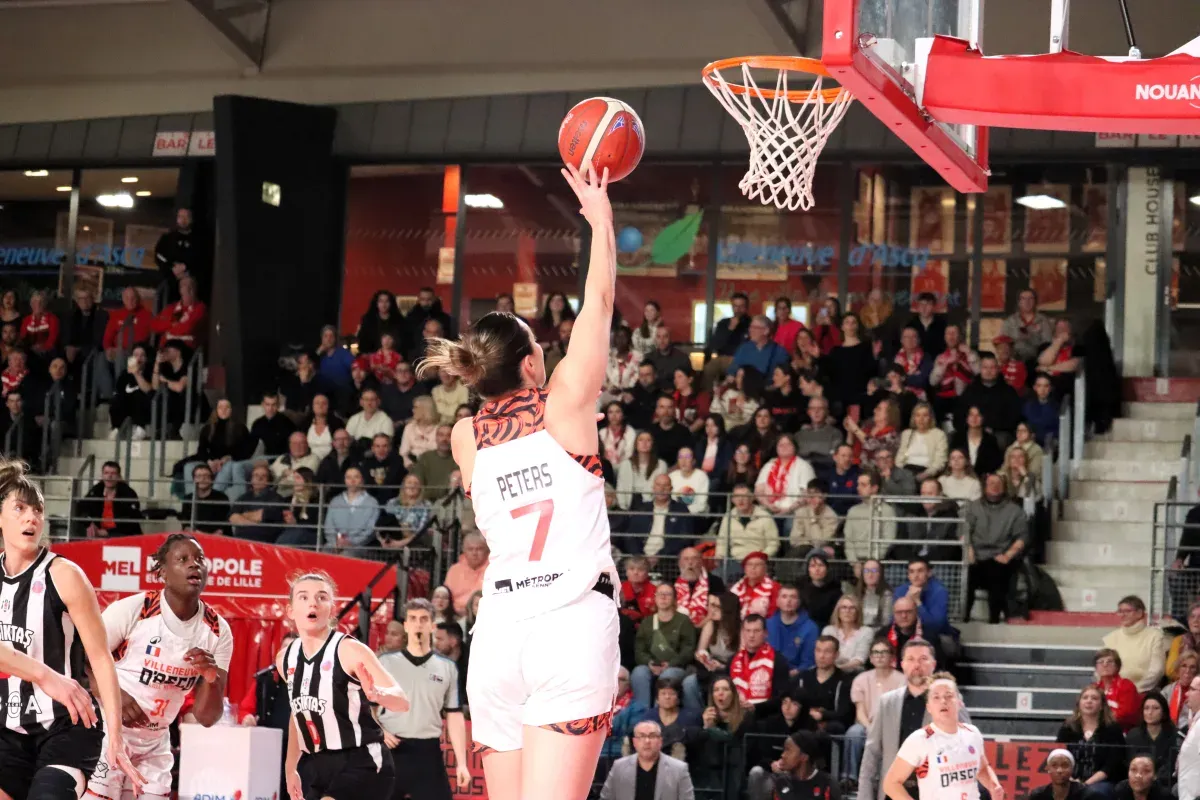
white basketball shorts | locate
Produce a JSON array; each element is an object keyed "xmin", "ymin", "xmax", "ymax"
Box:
[
  {"xmin": 467, "ymin": 586, "xmax": 620, "ymax": 753},
  {"xmin": 85, "ymin": 727, "xmax": 174, "ymax": 800}
]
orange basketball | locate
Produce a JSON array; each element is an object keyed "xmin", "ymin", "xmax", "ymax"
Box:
[{"xmin": 558, "ymin": 97, "xmax": 645, "ymax": 183}]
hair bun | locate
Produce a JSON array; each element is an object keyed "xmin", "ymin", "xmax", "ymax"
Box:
[{"xmin": 449, "ymin": 341, "xmax": 488, "ymax": 387}]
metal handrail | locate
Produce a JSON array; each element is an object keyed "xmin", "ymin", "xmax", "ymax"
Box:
[
  {"xmin": 1056, "ymin": 394, "xmax": 1073, "ymax": 513},
  {"xmin": 182, "ymin": 347, "xmax": 205, "ymax": 439},
  {"xmin": 77, "ymin": 350, "xmax": 94, "ymax": 449},
  {"xmin": 1181, "ymin": 434, "xmax": 1194, "ymax": 509},
  {"xmin": 4, "ymin": 414, "xmax": 23, "ymax": 463},
  {"xmin": 1043, "ymin": 431, "xmax": 1057, "ymax": 515},
  {"xmin": 111, "ymin": 417, "xmax": 133, "ymax": 480},
  {"xmin": 39, "ymin": 379, "xmax": 64, "ymax": 475},
  {"xmin": 1071, "ymin": 364, "xmax": 1087, "ymax": 476}
]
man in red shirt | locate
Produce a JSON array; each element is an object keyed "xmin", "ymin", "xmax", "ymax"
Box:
[
  {"xmin": 992, "ymin": 334, "xmax": 1028, "ymax": 395},
  {"xmin": 19, "ymin": 290, "xmax": 58, "ymax": 356},
  {"xmin": 103, "ymin": 286, "xmax": 154, "ymax": 359},
  {"xmin": 151, "ymin": 275, "xmax": 207, "ymax": 347}
]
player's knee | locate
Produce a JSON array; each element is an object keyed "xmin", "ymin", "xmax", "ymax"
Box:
[{"xmin": 29, "ymin": 766, "xmax": 85, "ymax": 800}]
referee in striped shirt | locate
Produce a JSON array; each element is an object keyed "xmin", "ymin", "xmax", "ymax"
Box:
[{"xmin": 378, "ymin": 598, "xmax": 471, "ymax": 799}]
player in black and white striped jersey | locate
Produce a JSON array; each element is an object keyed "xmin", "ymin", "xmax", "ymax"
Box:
[
  {"xmin": 277, "ymin": 571, "xmax": 409, "ymax": 800},
  {"xmin": 0, "ymin": 457, "xmax": 144, "ymax": 800}
]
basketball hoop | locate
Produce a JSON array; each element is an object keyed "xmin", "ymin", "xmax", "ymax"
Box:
[{"xmin": 703, "ymin": 56, "xmax": 854, "ymax": 212}]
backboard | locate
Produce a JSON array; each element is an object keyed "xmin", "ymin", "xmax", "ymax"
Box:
[{"xmin": 821, "ymin": 0, "xmax": 990, "ymax": 193}]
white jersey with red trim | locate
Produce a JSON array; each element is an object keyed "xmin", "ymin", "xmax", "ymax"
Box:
[
  {"xmin": 103, "ymin": 591, "xmax": 233, "ymax": 731},
  {"xmin": 469, "ymin": 387, "xmax": 617, "ymax": 622},
  {"xmin": 895, "ymin": 722, "xmax": 986, "ymax": 800}
]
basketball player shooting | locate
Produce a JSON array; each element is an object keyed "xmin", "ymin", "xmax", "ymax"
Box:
[
  {"xmin": 0, "ymin": 458, "xmax": 144, "ymax": 800},
  {"xmin": 84, "ymin": 534, "xmax": 234, "ymax": 800},
  {"xmin": 418, "ymin": 162, "xmax": 620, "ymax": 800}
]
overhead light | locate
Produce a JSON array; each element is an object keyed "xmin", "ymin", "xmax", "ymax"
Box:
[
  {"xmin": 55, "ymin": 186, "xmax": 71, "ymax": 193},
  {"xmin": 465, "ymin": 193, "xmax": 504, "ymax": 209},
  {"xmin": 24, "ymin": 170, "xmax": 48, "ymax": 178},
  {"xmin": 135, "ymin": 190, "xmax": 151, "ymax": 197},
  {"xmin": 1016, "ymin": 194, "xmax": 1067, "ymax": 210},
  {"xmin": 96, "ymin": 193, "xmax": 134, "ymax": 209},
  {"xmin": 1190, "ymin": 194, "xmax": 1200, "ymax": 207},
  {"xmin": 120, "ymin": 176, "xmax": 138, "ymax": 184}
]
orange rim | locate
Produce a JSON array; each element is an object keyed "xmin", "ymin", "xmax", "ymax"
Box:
[{"xmin": 702, "ymin": 55, "xmax": 848, "ymax": 103}]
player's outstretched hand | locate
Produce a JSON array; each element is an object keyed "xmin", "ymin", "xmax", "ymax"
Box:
[
  {"xmin": 286, "ymin": 769, "xmax": 303, "ymax": 800},
  {"xmin": 356, "ymin": 663, "xmax": 410, "ymax": 713},
  {"xmin": 184, "ymin": 648, "xmax": 221, "ymax": 683},
  {"xmin": 561, "ymin": 163, "xmax": 612, "ymax": 228},
  {"xmin": 120, "ymin": 689, "xmax": 150, "ymax": 728},
  {"xmin": 38, "ymin": 670, "xmax": 97, "ymax": 728},
  {"xmin": 110, "ymin": 732, "xmax": 147, "ymax": 796}
]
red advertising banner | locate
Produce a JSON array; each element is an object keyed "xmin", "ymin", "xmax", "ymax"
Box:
[
  {"xmin": 443, "ymin": 721, "xmax": 488, "ymax": 798},
  {"xmin": 52, "ymin": 534, "xmax": 398, "ymax": 704},
  {"xmin": 53, "ymin": 533, "xmax": 396, "ymax": 614},
  {"xmin": 985, "ymin": 740, "xmax": 1059, "ymax": 799}
]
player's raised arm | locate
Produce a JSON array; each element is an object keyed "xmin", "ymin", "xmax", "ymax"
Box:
[{"xmin": 547, "ymin": 163, "xmax": 615, "ymax": 413}]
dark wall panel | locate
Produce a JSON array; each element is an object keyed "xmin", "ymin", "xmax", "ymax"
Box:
[{"xmin": 211, "ymin": 95, "xmax": 344, "ymax": 409}]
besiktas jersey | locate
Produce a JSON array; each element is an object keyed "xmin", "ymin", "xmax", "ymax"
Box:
[
  {"xmin": 104, "ymin": 591, "xmax": 233, "ymax": 731},
  {"xmin": 895, "ymin": 722, "xmax": 986, "ymax": 800}
]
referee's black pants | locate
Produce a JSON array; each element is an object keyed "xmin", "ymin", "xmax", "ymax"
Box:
[{"xmin": 390, "ymin": 738, "xmax": 453, "ymax": 800}]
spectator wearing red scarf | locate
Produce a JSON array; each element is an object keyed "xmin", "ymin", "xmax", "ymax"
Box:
[
  {"xmin": 619, "ymin": 555, "xmax": 657, "ymax": 624},
  {"xmin": 731, "ymin": 552, "xmax": 780, "ymax": 619},
  {"xmin": 1094, "ymin": 647, "xmax": 1142, "ymax": 731},
  {"xmin": 19, "ymin": 291, "xmax": 58, "ymax": 356},
  {"xmin": 674, "ymin": 547, "xmax": 726, "ymax": 627},
  {"xmin": 729, "ymin": 613, "xmax": 791, "ymax": 706},
  {"xmin": 928, "ymin": 324, "xmax": 979, "ymax": 422}
]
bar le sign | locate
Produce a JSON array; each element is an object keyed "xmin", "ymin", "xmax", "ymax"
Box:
[{"xmin": 153, "ymin": 131, "xmax": 216, "ymax": 158}]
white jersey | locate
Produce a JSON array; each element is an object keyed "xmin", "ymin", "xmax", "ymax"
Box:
[
  {"xmin": 468, "ymin": 387, "xmax": 616, "ymax": 621},
  {"xmin": 895, "ymin": 722, "xmax": 986, "ymax": 800},
  {"xmin": 104, "ymin": 591, "xmax": 234, "ymax": 731}
]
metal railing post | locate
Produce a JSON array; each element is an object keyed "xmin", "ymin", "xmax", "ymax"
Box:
[
  {"xmin": 65, "ymin": 475, "xmax": 76, "ymax": 542},
  {"xmin": 157, "ymin": 390, "xmax": 169, "ymax": 479},
  {"xmin": 148, "ymin": 388, "xmax": 162, "ymax": 496},
  {"xmin": 40, "ymin": 386, "xmax": 53, "ymax": 473},
  {"xmin": 1072, "ymin": 368, "xmax": 1086, "ymax": 476},
  {"xmin": 78, "ymin": 354, "xmax": 92, "ymax": 451}
]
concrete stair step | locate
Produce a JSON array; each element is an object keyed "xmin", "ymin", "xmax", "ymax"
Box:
[
  {"xmin": 1045, "ymin": 540, "xmax": 1150, "ymax": 567},
  {"xmin": 960, "ymin": 643, "xmax": 1095, "ymax": 667},
  {"xmin": 1072, "ymin": 459, "xmax": 1179, "ymax": 482},
  {"xmin": 1042, "ymin": 567, "xmax": 1150, "ymax": 611},
  {"xmin": 955, "ymin": 623, "xmax": 1114, "ymax": 647},
  {"xmin": 962, "ymin": 662, "xmax": 1094, "ymax": 689},
  {"xmin": 1123, "ymin": 402, "xmax": 1196, "ymax": 420},
  {"xmin": 1051, "ymin": 521, "xmax": 1152, "ymax": 544},
  {"xmin": 1060, "ymin": 499, "xmax": 1157, "ymax": 522},
  {"xmin": 969, "ymin": 713, "xmax": 1064, "ymax": 738},
  {"xmin": 1084, "ymin": 441, "xmax": 1183, "ymax": 460},
  {"xmin": 1069, "ymin": 481, "xmax": 1169, "ymax": 501},
  {"xmin": 64, "ymin": 437, "xmax": 191, "ymax": 462},
  {"xmin": 960, "ymin": 686, "xmax": 1079, "ymax": 713},
  {"xmin": 1101, "ymin": 418, "xmax": 1193, "ymax": 442}
]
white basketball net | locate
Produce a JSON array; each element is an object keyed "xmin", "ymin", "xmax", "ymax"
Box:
[{"xmin": 705, "ymin": 62, "xmax": 854, "ymax": 211}]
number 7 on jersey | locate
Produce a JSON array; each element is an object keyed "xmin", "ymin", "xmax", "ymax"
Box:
[{"xmin": 510, "ymin": 499, "xmax": 555, "ymax": 561}]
